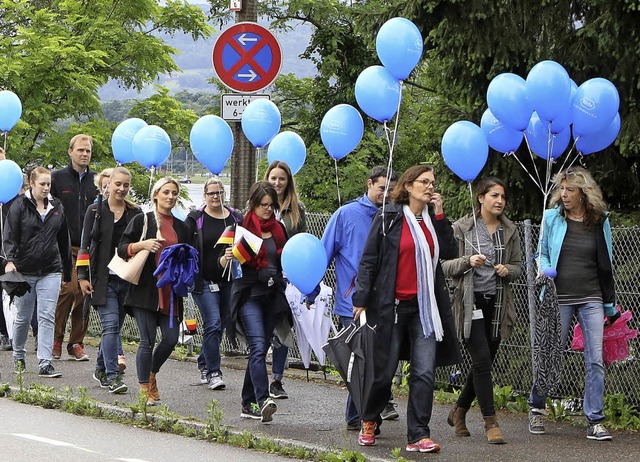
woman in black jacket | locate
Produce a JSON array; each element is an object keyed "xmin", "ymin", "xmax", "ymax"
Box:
[
  {"xmin": 4, "ymin": 166, "xmax": 72, "ymax": 378},
  {"xmin": 117, "ymin": 176, "xmax": 189, "ymax": 405},
  {"xmin": 79, "ymin": 166, "xmax": 141, "ymax": 394},
  {"xmin": 352, "ymin": 165, "xmax": 459, "ymax": 453}
]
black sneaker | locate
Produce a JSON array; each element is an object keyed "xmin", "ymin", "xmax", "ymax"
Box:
[
  {"xmin": 260, "ymin": 398, "xmax": 277, "ymax": 423},
  {"xmin": 269, "ymin": 380, "xmax": 288, "ymax": 399},
  {"xmin": 93, "ymin": 369, "xmax": 109, "ymax": 388},
  {"xmin": 108, "ymin": 375, "xmax": 128, "ymax": 394},
  {"xmin": 587, "ymin": 422, "xmax": 612, "ymax": 441},
  {"xmin": 13, "ymin": 358, "xmax": 26, "ymax": 374},
  {"xmin": 241, "ymin": 403, "xmax": 261, "ymax": 420},
  {"xmin": 380, "ymin": 402, "xmax": 399, "ymax": 420},
  {"xmin": 528, "ymin": 409, "xmax": 545, "ymax": 435},
  {"xmin": 0, "ymin": 334, "xmax": 12, "ymax": 351},
  {"xmin": 347, "ymin": 420, "xmax": 361, "ymax": 431},
  {"xmin": 38, "ymin": 363, "xmax": 62, "ymax": 378}
]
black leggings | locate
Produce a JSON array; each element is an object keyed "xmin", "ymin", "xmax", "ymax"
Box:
[{"xmin": 456, "ymin": 293, "xmax": 501, "ymax": 416}]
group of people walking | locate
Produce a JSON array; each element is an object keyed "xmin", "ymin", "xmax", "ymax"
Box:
[{"xmin": 0, "ymin": 134, "xmax": 618, "ymax": 452}]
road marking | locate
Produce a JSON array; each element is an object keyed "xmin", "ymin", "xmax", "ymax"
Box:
[{"xmin": 12, "ymin": 433, "xmax": 97, "ymax": 453}]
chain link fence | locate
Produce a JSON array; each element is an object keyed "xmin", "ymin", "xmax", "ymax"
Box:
[{"xmin": 87, "ymin": 213, "xmax": 640, "ymax": 405}]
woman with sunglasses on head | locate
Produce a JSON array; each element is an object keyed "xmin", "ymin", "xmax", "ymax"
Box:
[
  {"xmin": 227, "ymin": 181, "xmax": 289, "ymax": 423},
  {"xmin": 528, "ymin": 166, "xmax": 616, "ymax": 441},
  {"xmin": 442, "ymin": 177, "xmax": 522, "ymax": 444},
  {"xmin": 185, "ymin": 178, "xmax": 242, "ymax": 391},
  {"xmin": 264, "ymin": 160, "xmax": 307, "ymax": 399}
]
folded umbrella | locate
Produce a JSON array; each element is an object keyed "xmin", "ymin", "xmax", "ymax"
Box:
[
  {"xmin": 532, "ymin": 274, "xmax": 562, "ymax": 395},
  {"xmin": 0, "ymin": 270, "xmax": 32, "ymax": 302}
]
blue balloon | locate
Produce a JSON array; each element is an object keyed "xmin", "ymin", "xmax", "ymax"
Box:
[
  {"xmin": 0, "ymin": 160, "xmax": 24, "ymax": 204},
  {"xmin": 487, "ymin": 73, "xmax": 532, "ymax": 131},
  {"xmin": 525, "ymin": 112, "xmax": 571, "ymax": 160},
  {"xmin": 549, "ymin": 79, "xmax": 577, "ymax": 134},
  {"xmin": 320, "ymin": 104, "xmax": 364, "ymax": 160},
  {"xmin": 132, "ymin": 125, "xmax": 172, "ymax": 168},
  {"xmin": 281, "ymin": 233, "xmax": 328, "ymax": 295},
  {"xmin": 375, "ymin": 17, "xmax": 423, "ymax": 81},
  {"xmin": 543, "ymin": 267, "xmax": 557, "ymax": 279},
  {"xmin": 355, "ymin": 65, "xmax": 401, "ymax": 123},
  {"xmin": 480, "ymin": 108, "xmax": 524, "ymax": 153},
  {"xmin": 190, "ymin": 115, "xmax": 234, "ymax": 174},
  {"xmin": 112, "ymin": 118, "xmax": 148, "ymax": 164},
  {"xmin": 0, "ymin": 90, "xmax": 22, "ymax": 132},
  {"xmin": 576, "ymin": 113, "xmax": 621, "ymax": 155},
  {"xmin": 241, "ymin": 99, "xmax": 281, "ymax": 148},
  {"xmin": 267, "ymin": 131, "xmax": 306, "ymax": 175},
  {"xmin": 571, "ymin": 78, "xmax": 620, "ymax": 137},
  {"xmin": 526, "ymin": 61, "xmax": 572, "ymax": 124},
  {"xmin": 441, "ymin": 121, "xmax": 488, "ymax": 182}
]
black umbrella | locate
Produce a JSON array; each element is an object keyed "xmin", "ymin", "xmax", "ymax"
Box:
[
  {"xmin": 532, "ymin": 274, "xmax": 562, "ymax": 395},
  {"xmin": 0, "ymin": 270, "xmax": 32, "ymax": 301},
  {"xmin": 323, "ymin": 313, "xmax": 376, "ymax": 417}
]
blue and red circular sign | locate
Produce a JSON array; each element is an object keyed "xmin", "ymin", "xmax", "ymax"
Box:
[{"xmin": 212, "ymin": 22, "xmax": 282, "ymax": 94}]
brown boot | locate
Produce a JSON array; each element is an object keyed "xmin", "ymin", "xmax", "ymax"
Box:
[
  {"xmin": 139, "ymin": 383, "xmax": 156, "ymax": 406},
  {"xmin": 483, "ymin": 415, "xmax": 505, "ymax": 444},
  {"xmin": 149, "ymin": 372, "xmax": 161, "ymax": 404},
  {"xmin": 447, "ymin": 404, "xmax": 470, "ymax": 436}
]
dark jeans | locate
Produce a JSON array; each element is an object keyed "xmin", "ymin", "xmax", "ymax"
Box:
[
  {"xmin": 457, "ymin": 293, "xmax": 501, "ymax": 416},
  {"xmin": 239, "ymin": 296, "xmax": 277, "ymax": 408},
  {"xmin": 271, "ymin": 341, "xmax": 288, "ymax": 381},
  {"xmin": 133, "ymin": 308, "xmax": 179, "ymax": 384},
  {"xmin": 192, "ymin": 282, "xmax": 229, "ymax": 375},
  {"xmin": 96, "ymin": 276, "xmax": 128, "ymax": 380}
]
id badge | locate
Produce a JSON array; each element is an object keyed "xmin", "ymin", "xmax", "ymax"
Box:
[
  {"xmin": 209, "ymin": 282, "xmax": 220, "ymax": 293},
  {"xmin": 472, "ymin": 309, "xmax": 484, "ymax": 320}
]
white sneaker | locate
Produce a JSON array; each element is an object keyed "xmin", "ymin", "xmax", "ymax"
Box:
[{"xmin": 208, "ymin": 372, "xmax": 226, "ymax": 390}]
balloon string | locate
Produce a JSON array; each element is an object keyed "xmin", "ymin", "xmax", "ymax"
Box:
[
  {"xmin": 557, "ymin": 137, "xmax": 579, "ymax": 173},
  {"xmin": 334, "ymin": 158, "xmax": 341, "ymax": 207},
  {"xmin": 2, "ymin": 132, "xmax": 6, "ymax": 153},
  {"xmin": 147, "ymin": 166, "xmax": 155, "ymax": 199},
  {"xmin": 381, "ymin": 80, "xmax": 404, "ymax": 236},
  {"xmin": 509, "ymin": 151, "xmax": 543, "ymax": 192},
  {"xmin": 0, "ymin": 203, "xmax": 5, "ymax": 262},
  {"xmin": 255, "ymin": 147, "xmax": 262, "ymax": 183},
  {"xmin": 468, "ymin": 181, "xmax": 482, "ymax": 254},
  {"xmin": 522, "ymin": 134, "xmax": 544, "ymax": 191}
]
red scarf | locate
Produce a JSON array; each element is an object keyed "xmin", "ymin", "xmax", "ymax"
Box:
[{"xmin": 243, "ymin": 210, "xmax": 287, "ymax": 269}]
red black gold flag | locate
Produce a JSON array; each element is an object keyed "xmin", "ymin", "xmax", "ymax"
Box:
[
  {"xmin": 232, "ymin": 236, "xmax": 256, "ymax": 264},
  {"xmin": 215, "ymin": 225, "xmax": 235, "ymax": 246},
  {"xmin": 76, "ymin": 249, "xmax": 90, "ymax": 267}
]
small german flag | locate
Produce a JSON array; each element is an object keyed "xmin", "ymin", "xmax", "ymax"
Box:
[
  {"xmin": 76, "ymin": 250, "xmax": 90, "ymax": 267},
  {"xmin": 215, "ymin": 225, "xmax": 235, "ymax": 246},
  {"xmin": 232, "ymin": 236, "xmax": 257, "ymax": 264}
]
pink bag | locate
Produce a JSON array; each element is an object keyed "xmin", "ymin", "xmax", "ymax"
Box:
[{"xmin": 571, "ymin": 308, "xmax": 638, "ymax": 366}]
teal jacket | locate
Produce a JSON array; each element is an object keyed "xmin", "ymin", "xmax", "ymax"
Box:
[{"xmin": 539, "ymin": 206, "xmax": 616, "ymax": 315}]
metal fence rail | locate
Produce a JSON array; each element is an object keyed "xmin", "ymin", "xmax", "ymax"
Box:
[{"xmin": 87, "ymin": 212, "xmax": 640, "ymax": 405}]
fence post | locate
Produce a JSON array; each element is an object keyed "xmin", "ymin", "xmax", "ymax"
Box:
[{"xmin": 524, "ymin": 219, "xmax": 536, "ymax": 358}]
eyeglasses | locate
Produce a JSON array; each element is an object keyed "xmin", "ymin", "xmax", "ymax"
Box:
[
  {"xmin": 258, "ymin": 202, "xmax": 274, "ymax": 210},
  {"xmin": 205, "ymin": 191, "xmax": 224, "ymax": 197},
  {"xmin": 414, "ymin": 179, "xmax": 437, "ymax": 189}
]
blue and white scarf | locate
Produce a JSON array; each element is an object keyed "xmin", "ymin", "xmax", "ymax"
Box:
[{"xmin": 403, "ymin": 205, "xmax": 443, "ymax": 341}]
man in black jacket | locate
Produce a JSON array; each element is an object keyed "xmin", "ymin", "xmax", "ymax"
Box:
[{"xmin": 51, "ymin": 134, "xmax": 98, "ymax": 361}]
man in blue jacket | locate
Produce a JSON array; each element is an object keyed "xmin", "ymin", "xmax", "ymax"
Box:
[{"xmin": 321, "ymin": 166, "xmax": 398, "ymax": 430}]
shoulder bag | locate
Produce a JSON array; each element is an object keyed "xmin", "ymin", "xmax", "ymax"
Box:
[{"xmin": 107, "ymin": 213, "xmax": 149, "ymax": 285}]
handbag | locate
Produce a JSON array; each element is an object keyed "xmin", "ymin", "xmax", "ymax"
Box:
[{"xmin": 107, "ymin": 213, "xmax": 149, "ymax": 285}]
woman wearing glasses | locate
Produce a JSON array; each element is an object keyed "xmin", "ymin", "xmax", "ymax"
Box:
[
  {"xmin": 264, "ymin": 160, "xmax": 307, "ymax": 399},
  {"xmin": 185, "ymin": 178, "xmax": 242, "ymax": 391},
  {"xmin": 352, "ymin": 165, "xmax": 459, "ymax": 453},
  {"xmin": 227, "ymin": 181, "xmax": 289, "ymax": 423},
  {"xmin": 442, "ymin": 177, "xmax": 522, "ymax": 444}
]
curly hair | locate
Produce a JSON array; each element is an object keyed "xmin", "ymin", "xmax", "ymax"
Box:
[{"xmin": 549, "ymin": 166, "xmax": 608, "ymax": 228}]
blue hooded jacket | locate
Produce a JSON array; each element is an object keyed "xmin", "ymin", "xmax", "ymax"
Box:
[{"xmin": 321, "ymin": 194, "xmax": 379, "ymax": 317}]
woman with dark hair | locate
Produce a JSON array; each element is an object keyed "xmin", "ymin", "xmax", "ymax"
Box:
[
  {"xmin": 352, "ymin": 165, "xmax": 459, "ymax": 453},
  {"xmin": 186, "ymin": 177, "xmax": 242, "ymax": 390},
  {"xmin": 117, "ymin": 176, "xmax": 190, "ymax": 405},
  {"xmin": 442, "ymin": 177, "xmax": 522, "ymax": 443},
  {"xmin": 528, "ymin": 166, "xmax": 616, "ymax": 441},
  {"xmin": 228, "ymin": 181, "xmax": 289, "ymax": 423},
  {"xmin": 264, "ymin": 160, "xmax": 307, "ymax": 399}
]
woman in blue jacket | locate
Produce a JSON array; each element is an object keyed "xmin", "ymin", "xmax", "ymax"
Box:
[{"xmin": 529, "ymin": 167, "xmax": 616, "ymax": 441}]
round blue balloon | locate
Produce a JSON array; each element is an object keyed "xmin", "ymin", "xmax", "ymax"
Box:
[
  {"xmin": 132, "ymin": 125, "xmax": 172, "ymax": 168},
  {"xmin": 320, "ymin": 104, "xmax": 364, "ymax": 160},
  {"xmin": 375, "ymin": 17, "xmax": 423, "ymax": 81},
  {"xmin": 543, "ymin": 267, "xmax": 557, "ymax": 279},
  {"xmin": 190, "ymin": 115, "xmax": 234, "ymax": 174},
  {"xmin": 480, "ymin": 108, "xmax": 524, "ymax": 153},
  {"xmin": 526, "ymin": 60, "xmax": 572, "ymax": 124},
  {"xmin": 576, "ymin": 113, "xmax": 621, "ymax": 155},
  {"xmin": 571, "ymin": 78, "xmax": 620, "ymax": 137},
  {"xmin": 355, "ymin": 65, "xmax": 401, "ymax": 123},
  {"xmin": 549, "ymin": 79, "xmax": 577, "ymax": 134},
  {"xmin": 112, "ymin": 118, "xmax": 148, "ymax": 164},
  {"xmin": 0, "ymin": 159, "xmax": 24, "ymax": 204},
  {"xmin": 0, "ymin": 90, "xmax": 22, "ymax": 132},
  {"xmin": 267, "ymin": 131, "xmax": 306, "ymax": 175},
  {"xmin": 526, "ymin": 112, "xmax": 571, "ymax": 160},
  {"xmin": 281, "ymin": 233, "xmax": 328, "ymax": 295},
  {"xmin": 241, "ymin": 99, "xmax": 281, "ymax": 148},
  {"xmin": 441, "ymin": 121, "xmax": 488, "ymax": 182},
  {"xmin": 487, "ymin": 73, "xmax": 532, "ymax": 132}
]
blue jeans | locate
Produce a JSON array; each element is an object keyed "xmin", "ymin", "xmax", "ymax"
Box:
[
  {"xmin": 133, "ymin": 308, "xmax": 179, "ymax": 384},
  {"xmin": 192, "ymin": 282, "xmax": 229, "ymax": 375},
  {"xmin": 339, "ymin": 315, "xmax": 360, "ymax": 425},
  {"xmin": 96, "ymin": 276, "xmax": 128, "ymax": 380},
  {"xmin": 12, "ymin": 273, "xmax": 61, "ymax": 365},
  {"xmin": 271, "ymin": 341, "xmax": 288, "ymax": 381},
  {"xmin": 529, "ymin": 302, "xmax": 605, "ymax": 423},
  {"xmin": 239, "ymin": 297, "xmax": 277, "ymax": 408}
]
